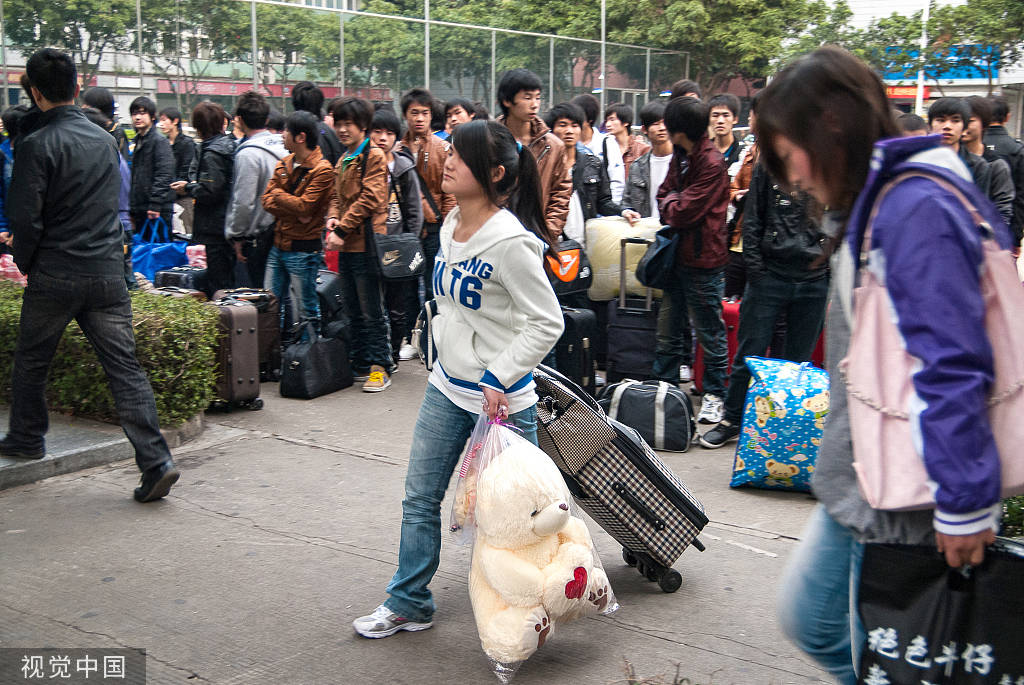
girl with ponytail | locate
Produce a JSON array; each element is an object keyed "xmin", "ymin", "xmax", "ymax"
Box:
[{"xmin": 353, "ymin": 119, "xmax": 563, "ymax": 639}]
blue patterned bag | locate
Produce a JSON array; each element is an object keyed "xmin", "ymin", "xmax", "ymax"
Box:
[{"xmin": 729, "ymin": 357, "xmax": 830, "ymax": 493}]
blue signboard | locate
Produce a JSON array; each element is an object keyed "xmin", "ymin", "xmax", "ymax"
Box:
[{"xmin": 884, "ymin": 44, "xmax": 999, "ymax": 81}]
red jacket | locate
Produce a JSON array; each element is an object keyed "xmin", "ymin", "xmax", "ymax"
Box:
[{"xmin": 656, "ymin": 134, "xmax": 730, "ymax": 270}]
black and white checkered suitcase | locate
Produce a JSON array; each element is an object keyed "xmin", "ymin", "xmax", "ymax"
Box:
[{"xmin": 533, "ymin": 364, "xmax": 707, "ymax": 592}]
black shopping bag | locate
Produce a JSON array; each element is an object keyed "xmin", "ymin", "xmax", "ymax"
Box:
[{"xmin": 857, "ymin": 540, "xmax": 1024, "ymax": 684}]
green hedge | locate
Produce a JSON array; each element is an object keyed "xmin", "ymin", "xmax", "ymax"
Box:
[{"xmin": 0, "ymin": 281, "xmax": 219, "ymax": 428}]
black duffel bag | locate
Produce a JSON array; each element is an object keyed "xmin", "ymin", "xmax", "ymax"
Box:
[
  {"xmin": 597, "ymin": 379, "xmax": 697, "ymax": 452},
  {"xmin": 279, "ymin": 322, "xmax": 354, "ymax": 399}
]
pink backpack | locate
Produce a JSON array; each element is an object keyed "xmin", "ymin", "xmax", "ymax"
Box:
[{"xmin": 841, "ymin": 171, "xmax": 1024, "ymax": 511}]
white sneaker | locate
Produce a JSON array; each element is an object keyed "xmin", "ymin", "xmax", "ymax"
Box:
[
  {"xmin": 398, "ymin": 341, "xmax": 419, "ymax": 361},
  {"xmin": 353, "ymin": 604, "xmax": 433, "ymax": 638},
  {"xmin": 679, "ymin": 365, "xmax": 693, "ymax": 383},
  {"xmin": 697, "ymin": 393, "xmax": 724, "ymax": 424}
]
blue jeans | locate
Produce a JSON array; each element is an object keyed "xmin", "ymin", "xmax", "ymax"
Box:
[
  {"xmin": 652, "ymin": 268, "xmax": 727, "ymax": 395},
  {"xmin": 6, "ymin": 269, "xmax": 172, "ymax": 472},
  {"xmin": 265, "ymin": 247, "xmax": 321, "ymax": 335},
  {"xmin": 383, "ymin": 383, "xmax": 538, "ymax": 622},
  {"xmin": 338, "ymin": 250, "xmax": 393, "ymax": 374},
  {"xmin": 777, "ymin": 505, "xmax": 866, "ymax": 685}
]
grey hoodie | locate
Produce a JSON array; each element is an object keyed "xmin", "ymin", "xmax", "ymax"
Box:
[{"xmin": 224, "ymin": 130, "xmax": 287, "ymax": 240}]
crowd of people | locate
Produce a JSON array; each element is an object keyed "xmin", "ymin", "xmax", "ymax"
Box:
[{"xmin": 0, "ymin": 45, "xmax": 1020, "ymax": 683}]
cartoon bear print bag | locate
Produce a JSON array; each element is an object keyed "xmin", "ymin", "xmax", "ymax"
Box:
[{"xmin": 729, "ymin": 357, "xmax": 830, "ymax": 493}]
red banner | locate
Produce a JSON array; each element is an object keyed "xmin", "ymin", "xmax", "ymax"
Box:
[{"xmin": 886, "ymin": 85, "xmax": 929, "ymax": 99}]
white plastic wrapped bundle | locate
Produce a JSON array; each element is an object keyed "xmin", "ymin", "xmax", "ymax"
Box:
[{"xmin": 584, "ymin": 216, "xmax": 663, "ymax": 301}]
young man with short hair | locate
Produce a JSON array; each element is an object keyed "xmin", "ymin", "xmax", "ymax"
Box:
[
  {"xmin": 655, "ymin": 97, "xmax": 731, "ymax": 424},
  {"xmin": 546, "ymin": 102, "xmax": 620, "ymax": 243},
  {"xmin": 158, "ymin": 106, "xmax": 196, "ymax": 236},
  {"xmin": 292, "ymin": 81, "xmax": 343, "ymax": 166},
  {"xmin": 897, "ymin": 112, "xmax": 930, "ymax": 137},
  {"xmin": 928, "ymin": 98, "xmax": 1007, "ymax": 225},
  {"xmin": 963, "ymin": 96, "xmax": 1014, "ymax": 226},
  {"xmin": 983, "ymin": 95, "xmax": 1024, "ymax": 245},
  {"xmin": 707, "ymin": 93, "xmax": 744, "ymax": 170},
  {"xmin": 670, "ymin": 79, "xmax": 701, "ymax": 99},
  {"xmin": 604, "ymin": 101, "xmax": 650, "ymax": 182},
  {"xmin": 444, "ymin": 98, "xmax": 474, "ymax": 133},
  {"xmin": 499, "ymin": 68, "xmax": 572, "ymax": 242},
  {"xmin": 370, "ymin": 107, "xmax": 423, "ymax": 363},
  {"xmin": 324, "ymin": 97, "xmax": 393, "ymax": 392},
  {"xmin": 127, "ymin": 95, "xmax": 174, "ymax": 234},
  {"xmin": 225, "ymin": 90, "xmax": 287, "ymax": 287},
  {"xmin": 1, "ymin": 48, "xmax": 179, "ymax": 502},
  {"xmin": 398, "ymin": 87, "xmax": 455, "ymax": 301},
  {"xmin": 262, "ymin": 111, "xmax": 335, "ymax": 339},
  {"xmin": 573, "ymin": 93, "xmax": 625, "ymax": 204}
]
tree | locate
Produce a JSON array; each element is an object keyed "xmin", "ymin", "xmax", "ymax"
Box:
[
  {"xmin": 5, "ymin": 0, "xmax": 135, "ymax": 88},
  {"xmin": 929, "ymin": 0, "xmax": 1024, "ymax": 94}
]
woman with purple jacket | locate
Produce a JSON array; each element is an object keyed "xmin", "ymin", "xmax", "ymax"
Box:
[{"xmin": 756, "ymin": 47, "xmax": 1009, "ymax": 684}]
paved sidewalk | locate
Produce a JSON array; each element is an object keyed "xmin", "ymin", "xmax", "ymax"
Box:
[{"xmin": 0, "ymin": 365, "xmax": 828, "ymax": 684}]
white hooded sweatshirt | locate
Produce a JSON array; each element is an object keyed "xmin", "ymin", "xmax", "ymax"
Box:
[{"xmin": 428, "ymin": 207, "xmax": 563, "ymax": 414}]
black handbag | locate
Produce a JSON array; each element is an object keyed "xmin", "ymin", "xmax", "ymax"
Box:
[
  {"xmin": 366, "ymin": 157, "xmax": 425, "ymax": 280},
  {"xmin": 857, "ymin": 539, "xmax": 1024, "ymax": 684},
  {"xmin": 635, "ymin": 226, "xmax": 678, "ymax": 290},
  {"xmin": 544, "ymin": 238, "xmax": 592, "ymax": 296},
  {"xmin": 279, "ymin": 322, "xmax": 354, "ymax": 399}
]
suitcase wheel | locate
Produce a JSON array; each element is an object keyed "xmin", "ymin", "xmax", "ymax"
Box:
[
  {"xmin": 622, "ymin": 548, "xmax": 638, "ymax": 567},
  {"xmin": 658, "ymin": 569, "xmax": 682, "ymax": 593},
  {"xmin": 629, "ymin": 550, "xmax": 683, "ymax": 593},
  {"xmin": 244, "ymin": 398, "xmax": 264, "ymax": 411}
]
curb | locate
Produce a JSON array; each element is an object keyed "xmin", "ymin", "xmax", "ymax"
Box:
[{"xmin": 0, "ymin": 413, "xmax": 205, "ymax": 491}]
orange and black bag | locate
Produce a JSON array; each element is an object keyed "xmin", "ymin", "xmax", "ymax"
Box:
[{"xmin": 544, "ymin": 238, "xmax": 592, "ymax": 297}]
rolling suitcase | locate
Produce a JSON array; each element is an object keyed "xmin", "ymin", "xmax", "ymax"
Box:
[
  {"xmin": 693, "ymin": 297, "xmax": 740, "ymax": 395},
  {"xmin": 606, "ymin": 237, "xmax": 659, "ymax": 383},
  {"xmin": 150, "ymin": 286, "xmax": 207, "ymax": 301},
  {"xmin": 213, "ymin": 288, "xmax": 282, "ymax": 382},
  {"xmin": 209, "ymin": 299, "xmax": 262, "ymax": 410},
  {"xmin": 154, "ymin": 265, "xmax": 210, "ymax": 296},
  {"xmin": 533, "ymin": 364, "xmax": 707, "ymax": 593},
  {"xmin": 555, "ymin": 306, "xmax": 597, "ymax": 396}
]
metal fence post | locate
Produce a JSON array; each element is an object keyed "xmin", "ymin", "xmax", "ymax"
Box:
[
  {"xmin": 548, "ymin": 37, "xmax": 554, "ymax": 103},
  {"xmin": 339, "ymin": 11, "xmax": 345, "ymax": 95},
  {"xmin": 490, "ymin": 30, "xmax": 496, "ymax": 116},
  {"xmin": 136, "ymin": 0, "xmax": 144, "ymax": 95},
  {"xmin": 599, "ymin": 0, "xmax": 606, "ymax": 112},
  {"xmin": 1, "ymin": 0, "xmax": 8, "ymax": 107},
  {"xmin": 251, "ymin": 0, "xmax": 259, "ymax": 89},
  {"xmin": 424, "ymin": 0, "xmax": 430, "ymax": 90},
  {"xmin": 644, "ymin": 48, "xmax": 650, "ymax": 104}
]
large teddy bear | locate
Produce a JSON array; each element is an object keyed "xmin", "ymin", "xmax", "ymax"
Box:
[{"xmin": 460, "ymin": 438, "xmax": 611, "ymax": 666}]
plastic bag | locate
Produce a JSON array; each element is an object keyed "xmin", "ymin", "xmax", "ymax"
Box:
[{"xmin": 450, "ymin": 415, "xmax": 619, "ymax": 683}]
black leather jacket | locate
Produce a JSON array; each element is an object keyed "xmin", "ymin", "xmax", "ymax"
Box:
[
  {"xmin": 170, "ymin": 133, "xmax": 197, "ymax": 183},
  {"xmin": 743, "ymin": 163, "xmax": 828, "ymax": 282},
  {"xmin": 10, "ymin": 106, "xmax": 123, "ymax": 277},
  {"xmin": 186, "ymin": 133, "xmax": 236, "ymax": 243},
  {"xmin": 129, "ymin": 126, "xmax": 175, "ymax": 216},
  {"xmin": 572, "ymin": 145, "xmax": 620, "ymax": 220}
]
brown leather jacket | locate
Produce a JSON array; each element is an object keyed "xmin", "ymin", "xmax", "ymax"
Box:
[
  {"xmin": 499, "ymin": 115, "xmax": 572, "ymax": 242},
  {"xmin": 398, "ymin": 132, "xmax": 455, "ymax": 227},
  {"xmin": 326, "ymin": 142, "xmax": 389, "ymax": 253},
  {"xmin": 621, "ymin": 135, "xmax": 651, "ymax": 180},
  {"xmin": 729, "ymin": 142, "xmax": 758, "ymax": 248},
  {"xmin": 261, "ymin": 147, "xmax": 336, "ymax": 251}
]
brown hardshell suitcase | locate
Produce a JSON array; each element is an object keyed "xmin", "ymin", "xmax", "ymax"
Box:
[
  {"xmin": 151, "ymin": 286, "xmax": 208, "ymax": 302},
  {"xmin": 209, "ymin": 299, "xmax": 263, "ymax": 410},
  {"xmin": 212, "ymin": 288, "xmax": 282, "ymax": 381}
]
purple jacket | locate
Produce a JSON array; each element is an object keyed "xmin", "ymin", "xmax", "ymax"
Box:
[{"xmin": 843, "ymin": 135, "xmax": 1011, "ymax": 536}]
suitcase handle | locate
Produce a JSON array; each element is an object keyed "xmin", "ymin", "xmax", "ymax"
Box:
[
  {"xmin": 618, "ymin": 237, "xmax": 654, "ymax": 312},
  {"xmin": 612, "ymin": 482, "xmax": 666, "ymax": 531}
]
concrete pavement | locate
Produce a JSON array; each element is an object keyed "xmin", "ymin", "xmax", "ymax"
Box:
[{"xmin": 0, "ymin": 364, "xmax": 829, "ymax": 684}]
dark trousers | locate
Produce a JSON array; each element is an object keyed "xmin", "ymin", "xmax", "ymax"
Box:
[
  {"xmin": 243, "ymin": 233, "xmax": 274, "ymax": 291},
  {"xmin": 725, "ymin": 250, "xmax": 746, "ymax": 300},
  {"xmin": 385, "ymin": 278, "xmax": 418, "ymax": 355},
  {"xmin": 421, "ymin": 228, "xmax": 441, "ymax": 300},
  {"xmin": 7, "ymin": 269, "xmax": 172, "ymax": 472},
  {"xmin": 203, "ymin": 239, "xmax": 236, "ymax": 296},
  {"xmin": 722, "ymin": 272, "xmax": 829, "ymax": 425},
  {"xmin": 338, "ymin": 251, "xmax": 394, "ymax": 374},
  {"xmin": 653, "ymin": 269, "xmax": 726, "ymax": 393}
]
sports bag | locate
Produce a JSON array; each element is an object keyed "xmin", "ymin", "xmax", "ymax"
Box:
[
  {"xmin": 597, "ymin": 379, "xmax": 696, "ymax": 452},
  {"xmin": 544, "ymin": 238, "xmax": 592, "ymax": 296},
  {"xmin": 730, "ymin": 357, "xmax": 829, "ymax": 493},
  {"xmin": 279, "ymin": 322, "xmax": 353, "ymax": 399},
  {"xmin": 842, "ymin": 171, "xmax": 1024, "ymax": 510}
]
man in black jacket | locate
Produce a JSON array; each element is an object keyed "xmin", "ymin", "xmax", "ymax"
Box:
[
  {"xmin": 699, "ymin": 162, "xmax": 829, "ymax": 448},
  {"xmin": 128, "ymin": 96, "xmax": 175, "ymax": 235},
  {"xmin": 0, "ymin": 49, "xmax": 179, "ymax": 502},
  {"xmin": 292, "ymin": 81, "xmax": 342, "ymax": 166},
  {"xmin": 984, "ymin": 95, "xmax": 1024, "ymax": 246}
]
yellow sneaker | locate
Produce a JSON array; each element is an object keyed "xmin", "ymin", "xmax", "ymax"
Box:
[{"xmin": 362, "ymin": 365, "xmax": 391, "ymax": 393}]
